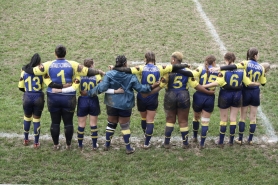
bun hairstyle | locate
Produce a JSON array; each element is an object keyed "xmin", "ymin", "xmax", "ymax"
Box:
[
  {"xmin": 247, "ymin": 47, "xmax": 258, "ymax": 61},
  {"xmin": 145, "ymin": 51, "xmax": 156, "ymax": 65},
  {"xmin": 84, "ymin": 58, "xmax": 94, "ymax": 68},
  {"xmin": 224, "ymin": 52, "xmax": 236, "ymax": 65},
  {"xmin": 115, "ymin": 55, "xmax": 127, "ymax": 67},
  {"xmin": 171, "ymin": 52, "xmax": 183, "ymax": 63}
]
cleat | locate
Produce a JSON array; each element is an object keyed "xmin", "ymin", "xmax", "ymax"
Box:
[
  {"xmin": 235, "ymin": 139, "xmax": 243, "ymax": 145},
  {"xmin": 247, "ymin": 140, "xmax": 253, "ymax": 145},
  {"xmin": 126, "ymin": 147, "xmax": 135, "ymax": 154},
  {"xmin": 78, "ymin": 145, "xmax": 83, "ymax": 151},
  {"xmin": 182, "ymin": 144, "xmax": 189, "ymax": 149},
  {"xmin": 23, "ymin": 139, "xmax": 30, "ymax": 146},
  {"xmin": 92, "ymin": 144, "xmax": 99, "ymax": 151},
  {"xmin": 103, "ymin": 144, "xmax": 110, "ymax": 151},
  {"xmin": 53, "ymin": 144, "xmax": 61, "ymax": 151},
  {"xmin": 162, "ymin": 143, "xmax": 171, "ymax": 149},
  {"xmin": 142, "ymin": 144, "xmax": 151, "ymax": 150},
  {"xmin": 66, "ymin": 145, "xmax": 71, "ymax": 150},
  {"xmin": 215, "ymin": 140, "xmax": 224, "ymax": 148},
  {"xmin": 199, "ymin": 145, "xmax": 205, "ymax": 150},
  {"xmin": 192, "ymin": 137, "xmax": 198, "ymax": 143},
  {"xmin": 228, "ymin": 142, "xmax": 234, "ymax": 146},
  {"xmin": 33, "ymin": 143, "xmax": 40, "ymax": 149}
]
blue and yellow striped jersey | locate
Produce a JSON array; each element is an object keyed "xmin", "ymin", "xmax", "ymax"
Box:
[{"xmin": 18, "ymin": 71, "xmax": 44, "ymax": 92}]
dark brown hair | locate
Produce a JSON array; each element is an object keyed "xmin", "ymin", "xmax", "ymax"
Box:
[
  {"xmin": 145, "ymin": 51, "xmax": 156, "ymax": 65},
  {"xmin": 84, "ymin": 58, "xmax": 94, "ymax": 68},
  {"xmin": 247, "ymin": 47, "xmax": 258, "ymax": 61},
  {"xmin": 205, "ymin": 55, "xmax": 216, "ymax": 77},
  {"xmin": 224, "ymin": 52, "xmax": 236, "ymax": 65}
]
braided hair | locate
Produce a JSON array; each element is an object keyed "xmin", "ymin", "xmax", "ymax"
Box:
[{"xmin": 115, "ymin": 55, "xmax": 127, "ymax": 67}]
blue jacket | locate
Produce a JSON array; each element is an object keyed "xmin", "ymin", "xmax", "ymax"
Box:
[{"xmin": 88, "ymin": 70, "xmax": 151, "ymax": 110}]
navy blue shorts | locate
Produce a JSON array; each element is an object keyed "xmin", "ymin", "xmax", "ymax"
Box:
[
  {"xmin": 164, "ymin": 90, "xmax": 190, "ymax": 110},
  {"xmin": 242, "ymin": 88, "xmax": 260, "ymax": 107},
  {"xmin": 137, "ymin": 93, "xmax": 158, "ymax": 112},
  {"xmin": 77, "ymin": 96, "xmax": 100, "ymax": 117},
  {"xmin": 47, "ymin": 92, "xmax": 76, "ymax": 113},
  {"xmin": 23, "ymin": 92, "xmax": 45, "ymax": 117},
  {"xmin": 192, "ymin": 91, "xmax": 215, "ymax": 113},
  {"xmin": 106, "ymin": 105, "xmax": 132, "ymax": 117},
  {"xmin": 218, "ymin": 89, "xmax": 242, "ymax": 109}
]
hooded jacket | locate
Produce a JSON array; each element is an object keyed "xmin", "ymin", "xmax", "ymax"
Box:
[{"xmin": 87, "ymin": 70, "xmax": 151, "ymax": 110}]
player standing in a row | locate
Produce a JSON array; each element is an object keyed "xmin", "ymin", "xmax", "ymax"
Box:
[
  {"xmin": 113, "ymin": 51, "xmax": 190, "ymax": 148},
  {"xmin": 211, "ymin": 48, "xmax": 267, "ymax": 145},
  {"xmin": 18, "ymin": 53, "xmax": 45, "ymax": 149},
  {"xmin": 22, "ymin": 45, "xmax": 105, "ymax": 150},
  {"xmin": 204, "ymin": 52, "xmax": 260, "ymax": 147}
]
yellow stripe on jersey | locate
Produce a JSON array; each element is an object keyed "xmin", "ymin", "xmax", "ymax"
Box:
[
  {"xmin": 131, "ymin": 65, "xmax": 144, "ymax": 75},
  {"xmin": 157, "ymin": 65, "xmax": 173, "ymax": 76},
  {"xmin": 192, "ymin": 66, "xmax": 203, "ymax": 78},
  {"xmin": 235, "ymin": 60, "xmax": 247, "ymax": 69},
  {"xmin": 216, "ymin": 71, "xmax": 227, "ymax": 87},
  {"xmin": 259, "ymin": 65, "xmax": 267, "ymax": 84},
  {"xmin": 242, "ymin": 70, "xmax": 252, "ymax": 86},
  {"xmin": 18, "ymin": 71, "xmax": 25, "ymax": 89},
  {"xmin": 188, "ymin": 77, "xmax": 199, "ymax": 88}
]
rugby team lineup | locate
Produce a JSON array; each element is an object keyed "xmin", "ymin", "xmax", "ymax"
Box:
[{"xmin": 18, "ymin": 45, "xmax": 270, "ymax": 154}]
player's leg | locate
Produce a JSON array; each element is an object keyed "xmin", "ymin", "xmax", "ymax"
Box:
[
  {"xmin": 192, "ymin": 112, "xmax": 201, "ymax": 142},
  {"xmin": 32, "ymin": 93, "xmax": 44, "ymax": 148},
  {"xmin": 163, "ymin": 110, "xmax": 176, "ymax": 148},
  {"xmin": 218, "ymin": 108, "xmax": 229, "ymax": 146},
  {"xmin": 89, "ymin": 115, "xmax": 98, "ymax": 149},
  {"xmin": 200, "ymin": 110, "xmax": 212, "ymax": 149},
  {"xmin": 247, "ymin": 106, "xmax": 258, "ymax": 144},
  {"xmin": 105, "ymin": 106, "xmax": 119, "ymax": 149},
  {"xmin": 177, "ymin": 108, "xmax": 190, "ymax": 148},
  {"xmin": 229, "ymin": 107, "xmax": 240, "ymax": 145},
  {"xmin": 140, "ymin": 112, "xmax": 147, "ymax": 134},
  {"xmin": 144, "ymin": 110, "xmax": 156, "ymax": 148},
  {"xmin": 50, "ymin": 111, "xmax": 62, "ymax": 148},
  {"xmin": 119, "ymin": 111, "xmax": 134, "ymax": 154},
  {"xmin": 22, "ymin": 93, "xmax": 33, "ymax": 145},
  {"xmin": 236, "ymin": 106, "xmax": 248, "ymax": 144},
  {"xmin": 77, "ymin": 116, "xmax": 87, "ymax": 149},
  {"xmin": 61, "ymin": 109, "xmax": 75, "ymax": 148}
]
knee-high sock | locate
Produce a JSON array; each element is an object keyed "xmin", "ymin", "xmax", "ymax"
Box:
[
  {"xmin": 141, "ymin": 118, "xmax": 146, "ymax": 134},
  {"xmin": 105, "ymin": 122, "xmax": 117, "ymax": 147},
  {"xmin": 229, "ymin": 122, "xmax": 236, "ymax": 144},
  {"xmin": 248, "ymin": 121, "xmax": 257, "ymax": 141},
  {"xmin": 192, "ymin": 120, "xmax": 200, "ymax": 139},
  {"xmin": 23, "ymin": 116, "xmax": 32, "ymax": 140},
  {"xmin": 200, "ymin": 122, "xmax": 209, "ymax": 146},
  {"xmin": 91, "ymin": 126, "xmax": 98, "ymax": 148},
  {"xmin": 50, "ymin": 124, "xmax": 60, "ymax": 145},
  {"xmin": 238, "ymin": 121, "xmax": 245, "ymax": 141},
  {"xmin": 180, "ymin": 127, "xmax": 189, "ymax": 146},
  {"xmin": 164, "ymin": 123, "xmax": 174, "ymax": 144},
  {"xmin": 219, "ymin": 121, "xmax": 227, "ymax": 144},
  {"xmin": 144, "ymin": 122, "xmax": 154, "ymax": 146},
  {"xmin": 33, "ymin": 118, "xmax": 41, "ymax": 144},
  {"xmin": 64, "ymin": 125, "xmax": 74, "ymax": 146},
  {"xmin": 77, "ymin": 126, "xmax": 85, "ymax": 147},
  {"xmin": 120, "ymin": 122, "xmax": 131, "ymax": 150}
]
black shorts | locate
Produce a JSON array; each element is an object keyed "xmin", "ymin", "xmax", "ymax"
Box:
[
  {"xmin": 164, "ymin": 90, "xmax": 190, "ymax": 110},
  {"xmin": 23, "ymin": 92, "xmax": 45, "ymax": 117},
  {"xmin": 106, "ymin": 105, "xmax": 132, "ymax": 117}
]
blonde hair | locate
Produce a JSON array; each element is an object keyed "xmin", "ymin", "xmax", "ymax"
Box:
[{"xmin": 172, "ymin": 52, "xmax": 183, "ymax": 63}]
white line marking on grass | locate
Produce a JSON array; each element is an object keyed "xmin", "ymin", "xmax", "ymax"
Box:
[{"xmin": 193, "ymin": 0, "xmax": 277, "ymax": 142}]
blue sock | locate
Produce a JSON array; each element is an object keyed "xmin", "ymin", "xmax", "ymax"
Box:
[
  {"xmin": 144, "ymin": 123, "xmax": 154, "ymax": 146},
  {"xmin": 229, "ymin": 123, "xmax": 236, "ymax": 144},
  {"xmin": 180, "ymin": 127, "xmax": 189, "ymax": 145},
  {"xmin": 141, "ymin": 119, "xmax": 147, "ymax": 134},
  {"xmin": 91, "ymin": 126, "xmax": 98, "ymax": 148},
  {"xmin": 248, "ymin": 123, "xmax": 257, "ymax": 141},
  {"xmin": 164, "ymin": 123, "xmax": 174, "ymax": 144},
  {"xmin": 200, "ymin": 125, "xmax": 209, "ymax": 146},
  {"xmin": 192, "ymin": 121, "xmax": 200, "ymax": 139},
  {"xmin": 122, "ymin": 129, "xmax": 131, "ymax": 150},
  {"xmin": 33, "ymin": 119, "xmax": 40, "ymax": 144},
  {"xmin": 105, "ymin": 122, "xmax": 117, "ymax": 147},
  {"xmin": 219, "ymin": 125, "xmax": 227, "ymax": 144},
  {"xmin": 23, "ymin": 117, "xmax": 32, "ymax": 140},
  {"xmin": 77, "ymin": 127, "xmax": 85, "ymax": 147},
  {"xmin": 238, "ymin": 121, "xmax": 245, "ymax": 141}
]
